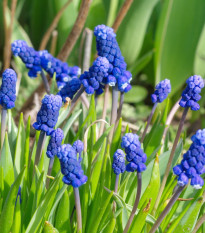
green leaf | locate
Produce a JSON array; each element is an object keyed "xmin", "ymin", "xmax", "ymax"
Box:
[
  {"xmin": 25, "ymin": 173, "xmax": 61, "ymax": 233},
  {"xmin": 124, "ymin": 86, "xmax": 148, "ymax": 104},
  {"xmin": 43, "ymin": 221, "xmax": 59, "ymax": 233},
  {"xmin": 14, "ymin": 113, "xmax": 26, "ymax": 176},
  {"xmin": 55, "ymin": 189, "xmax": 71, "ymax": 233},
  {"xmin": 155, "ymin": 0, "xmax": 205, "ymax": 94},
  {"xmin": 173, "ymin": 196, "xmax": 204, "ymax": 232},
  {"xmin": 117, "ymin": 0, "xmax": 159, "ymax": 66},
  {"xmin": 0, "ymin": 167, "xmax": 25, "ymax": 233},
  {"xmin": 50, "ymin": 73, "xmax": 57, "ymax": 94},
  {"xmin": 0, "ymin": 133, "xmax": 15, "ymax": 198},
  {"xmin": 102, "ymin": 215, "xmax": 116, "ymax": 233},
  {"xmin": 11, "ymin": 196, "xmax": 21, "ymax": 233}
]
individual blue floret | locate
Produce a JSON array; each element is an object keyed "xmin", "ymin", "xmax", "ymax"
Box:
[
  {"xmin": 173, "ymin": 129, "xmax": 205, "ymax": 189},
  {"xmin": 112, "ymin": 149, "xmax": 126, "ymax": 175},
  {"xmin": 121, "ymin": 133, "xmax": 147, "ymax": 173},
  {"xmin": 11, "ymin": 40, "xmax": 41, "ymax": 78},
  {"xmin": 94, "ymin": 24, "xmax": 132, "ymax": 92},
  {"xmin": 179, "ymin": 75, "xmax": 204, "ymax": 111},
  {"xmin": 0, "ymin": 69, "xmax": 17, "ymax": 109},
  {"xmin": 73, "ymin": 140, "xmax": 84, "ymax": 162},
  {"xmin": 57, "ymin": 78, "xmax": 81, "ymax": 102},
  {"xmin": 57, "ymin": 144, "xmax": 87, "ymax": 188},
  {"xmin": 80, "ymin": 56, "xmax": 109, "ymax": 95},
  {"xmin": 46, "ymin": 128, "xmax": 64, "ymax": 158},
  {"xmin": 39, "ymin": 50, "xmax": 81, "ymax": 88},
  {"xmin": 33, "ymin": 94, "xmax": 62, "ymax": 135},
  {"xmin": 151, "ymin": 79, "xmax": 171, "ymax": 103}
]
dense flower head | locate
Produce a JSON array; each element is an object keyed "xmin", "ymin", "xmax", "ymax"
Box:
[
  {"xmin": 11, "ymin": 40, "xmax": 41, "ymax": 78},
  {"xmin": 173, "ymin": 129, "xmax": 205, "ymax": 189},
  {"xmin": 94, "ymin": 24, "xmax": 132, "ymax": 92},
  {"xmin": 73, "ymin": 140, "xmax": 84, "ymax": 162},
  {"xmin": 151, "ymin": 79, "xmax": 171, "ymax": 103},
  {"xmin": 57, "ymin": 78, "xmax": 81, "ymax": 102},
  {"xmin": 46, "ymin": 128, "xmax": 64, "ymax": 158},
  {"xmin": 112, "ymin": 149, "xmax": 126, "ymax": 175},
  {"xmin": 0, "ymin": 69, "xmax": 17, "ymax": 109},
  {"xmin": 33, "ymin": 94, "xmax": 62, "ymax": 135},
  {"xmin": 80, "ymin": 56, "xmax": 109, "ymax": 95},
  {"xmin": 121, "ymin": 133, "xmax": 147, "ymax": 173},
  {"xmin": 179, "ymin": 75, "xmax": 204, "ymax": 111},
  {"xmin": 39, "ymin": 50, "xmax": 81, "ymax": 89},
  {"xmin": 57, "ymin": 144, "xmax": 87, "ymax": 187}
]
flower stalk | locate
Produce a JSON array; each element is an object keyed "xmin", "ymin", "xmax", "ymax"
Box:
[
  {"xmin": 115, "ymin": 92, "xmax": 124, "ymax": 129},
  {"xmin": 123, "ymin": 172, "xmax": 142, "ymax": 233},
  {"xmin": 1, "ymin": 108, "xmax": 7, "ymax": 149},
  {"xmin": 40, "ymin": 71, "xmax": 50, "ymax": 94},
  {"xmin": 34, "ymin": 131, "xmax": 47, "ymax": 167},
  {"xmin": 73, "ymin": 187, "xmax": 82, "ymax": 233},
  {"xmin": 149, "ymin": 185, "xmax": 185, "ymax": 233}
]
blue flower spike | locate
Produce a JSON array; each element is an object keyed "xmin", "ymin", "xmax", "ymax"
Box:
[
  {"xmin": 121, "ymin": 133, "xmax": 147, "ymax": 173},
  {"xmin": 0, "ymin": 68, "xmax": 17, "ymax": 147},
  {"xmin": 173, "ymin": 129, "xmax": 205, "ymax": 189},
  {"xmin": 94, "ymin": 24, "xmax": 132, "ymax": 92},
  {"xmin": 46, "ymin": 128, "xmax": 64, "ymax": 159},
  {"xmin": 151, "ymin": 79, "xmax": 171, "ymax": 103},
  {"xmin": 11, "ymin": 40, "xmax": 41, "ymax": 78},
  {"xmin": 57, "ymin": 144, "xmax": 87, "ymax": 188},
  {"xmin": 57, "ymin": 78, "xmax": 82, "ymax": 103},
  {"xmin": 33, "ymin": 94, "xmax": 62, "ymax": 136},
  {"xmin": 179, "ymin": 75, "xmax": 204, "ymax": 111},
  {"xmin": 112, "ymin": 149, "xmax": 126, "ymax": 175},
  {"xmin": 80, "ymin": 56, "xmax": 109, "ymax": 95},
  {"xmin": 73, "ymin": 140, "xmax": 84, "ymax": 163}
]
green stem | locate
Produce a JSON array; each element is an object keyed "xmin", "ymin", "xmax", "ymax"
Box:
[
  {"xmin": 1, "ymin": 108, "xmax": 7, "ymax": 149},
  {"xmin": 34, "ymin": 131, "xmax": 46, "ymax": 167}
]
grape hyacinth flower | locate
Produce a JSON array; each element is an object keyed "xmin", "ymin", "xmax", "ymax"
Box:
[
  {"xmin": 179, "ymin": 75, "xmax": 204, "ymax": 111},
  {"xmin": 112, "ymin": 149, "xmax": 125, "ymax": 194},
  {"xmin": 94, "ymin": 25, "xmax": 132, "ymax": 92},
  {"xmin": 122, "ymin": 133, "xmax": 146, "ymax": 233},
  {"xmin": 173, "ymin": 129, "xmax": 205, "ymax": 189},
  {"xmin": 80, "ymin": 56, "xmax": 109, "ymax": 95},
  {"xmin": 11, "ymin": 40, "xmax": 50, "ymax": 93},
  {"xmin": 73, "ymin": 140, "xmax": 84, "ymax": 163},
  {"xmin": 33, "ymin": 94, "xmax": 62, "ymax": 166},
  {"xmin": 150, "ymin": 129, "xmax": 205, "ymax": 233},
  {"xmin": 0, "ymin": 69, "xmax": 17, "ymax": 148},
  {"xmin": 57, "ymin": 144, "xmax": 87, "ymax": 232},
  {"xmin": 57, "ymin": 78, "xmax": 82, "ymax": 103},
  {"xmin": 141, "ymin": 79, "xmax": 171, "ymax": 143}
]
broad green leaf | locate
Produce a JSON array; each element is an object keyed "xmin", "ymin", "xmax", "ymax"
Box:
[
  {"xmin": 102, "ymin": 215, "xmax": 116, "ymax": 233},
  {"xmin": 0, "ymin": 167, "xmax": 4, "ymax": 198},
  {"xmin": 124, "ymin": 86, "xmax": 148, "ymax": 104},
  {"xmin": 110, "ymin": 118, "xmax": 122, "ymax": 159},
  {"xmin": 0, "ymin": 133, "xmax": 15, "ymax": 198},
  {"xmin": 11, "ymin": 196, "xmax": 21, "ymax": 233},
  {"xmin": 155, "ymin": 0, "xmax": 205, "ymax": 94},
  {"xmin": 43, "ymin": 221, "xmax": 59, "ymax": 233},
  {"xmin": 0, "ymin": 167, "xmax": 25, "ymax": 233},
  {"xmin": 25, "ymin": 173, "xmax": 61, "ymax": 233},
  {"xmin": 117, "ymin": 0, "xmax": 159, "ymax": 66},
  {"xmin": 56, "ymin": 105, "xmax": 71, "ymax": 128},
  {"xmin": 14, "ymin": 113, "xmax": 26, "ymax": 176},
  {"xmin": 55, "ymin": 189, "xmax": 71, "ymax": 233},
  {"xmin": 173, "ymin": 196, "xmax": 204, "ymax": 232}
]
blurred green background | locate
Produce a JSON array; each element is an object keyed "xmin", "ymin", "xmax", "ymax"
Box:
[{"xmin": 0, "ymin": 0, "xmax": 205, "ymax": 128}]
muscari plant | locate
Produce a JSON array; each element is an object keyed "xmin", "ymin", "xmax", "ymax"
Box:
[{"xmin": 0, "ymin": 24, "xmax": 205, "ymax": 233}]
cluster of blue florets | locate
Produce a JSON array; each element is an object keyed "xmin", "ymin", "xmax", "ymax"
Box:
[
  {"xmin": 173, "ymin": 129, "xmax": 205, "ymax": 189},
  {"xmin": 11, "ymin": 40, "xmax": 42, "ymax": 78},
  {"xmin": 57, "ymin": 144, "xmax": 87, "ymax": 187},
  {"xmin": 112, "ymin": 149, "xmax": 126, "ymax": 175},
  {"xmin": 80, "ymin": 56, "xmax": 109, "ymax": 95},
  {"xmin": 151, "ymin": 79, "xmax": 171, "ymax": 103},
  {"xmin": 57, "ymin": 78, "xmax": 81, "ymax": 102},
  {"xmin": 73, "ymin": 140, "xmax": 84, "ymax": 163},
  {"xmin": 179, "ymin": 75, "xmax": 204, "ymax": 111},
  {"xmin": 94, "ymin": 25, "xmax": 132, "ymax": 92},
  {"xmin": 0, "ymin": 69, "xmax": 17, "ymax": 109},
  {"xmin": 33, "ymin": 94, "xmax": 62, "ymax": 135},
  {"xmin": 121, "ymin": 133, "xmax": 147, "ymax": 173},
  {"xmin": 46, "ymin": 128, "xmax": 64, "ymax": 158}
]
